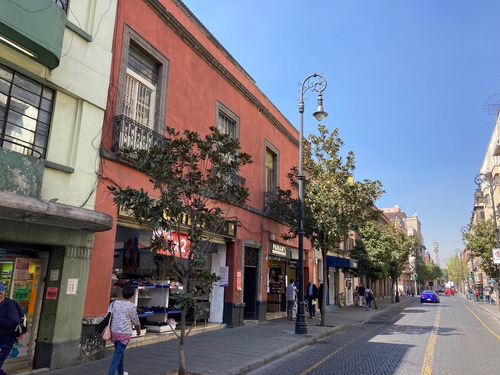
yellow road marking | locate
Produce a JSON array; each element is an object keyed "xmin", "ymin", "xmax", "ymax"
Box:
[
  {"xmin": 421, "ymin": 307, "xmax": 441, "ymax": 375},
  {"xmin": 464, "ymin": 303, "xmax": 500, "ymax": 340},
  {"xmin": 300, "ymin": 324, "xmax": 380, "ymax": 375}
]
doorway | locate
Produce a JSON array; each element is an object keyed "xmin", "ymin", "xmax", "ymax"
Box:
[{"xmin": 243, "ymin": 247, "xmax": 259, "ymax": 319}]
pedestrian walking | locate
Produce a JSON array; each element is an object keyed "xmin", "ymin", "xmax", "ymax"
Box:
[
  {"xmin": 468, "ymin": 289, "xmax": 472, "ymax": 300},
  {"xmin": 484, "ymin": 290, "xmax": 490, "ymax": 303},
  {"xmin": 364, "ymin": 287, "xmax": 373, "ymax": 311},
  {"xmin": 0, "ymin": 283, "xmax": 23, "ymax": 375},
  {"xmin": 107, "ymin": 285, "xmax": 141, "ymax": 375},
  {"xmin": 475, "ymin": 290, "xmax": 479, "ymax": 303},
  {"xmin": 358, "ymin": 284, "xmax": 366, "ymax": 307},
  {"xmin": 306, "ymin": 279, "xmax": 318, "ymax": 318},
  {"xmin": 353, "ymin": 285, "xmax": 360, "ymax": 307},
  {"xmin": 286, "ymin": 279, "xmax": 296, "ymax": 321}
]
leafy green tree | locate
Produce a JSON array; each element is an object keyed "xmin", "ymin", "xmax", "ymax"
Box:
[
  {"xmin": 445, "ymin": 256, "xmax": 467, "ymax": 289},
  {"xmin": 351, "ymin": 221, "xmax": 390, "ymax": 285},
  {"xmin": 269, "ymin": 125, "xmax": 383, "ymax": 325},
  {"xmin": 462, "ymin": 220, "xmax": 500, "ymax": 280},
  {"xmin": 108, "ymin": 126, "xmax": 252, "ymax": 375},
  {"xmin": 351, "ymin": 220, "xmax": 417, "ymax": 303},
  {"xmin": 415, "ymin": 257, "xmax": 442, "ymax": 291}
]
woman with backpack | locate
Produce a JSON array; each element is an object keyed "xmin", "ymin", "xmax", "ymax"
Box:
[{"xmin": 364, "ymin": 287, "xmax": 374, "ymax": 312}]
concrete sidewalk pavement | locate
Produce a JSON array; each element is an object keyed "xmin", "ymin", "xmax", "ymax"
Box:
[{"xmin": 18, "ymin": 295, "xmax": 417, "ymax": 375}]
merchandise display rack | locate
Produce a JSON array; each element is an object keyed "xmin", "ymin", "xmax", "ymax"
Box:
[{"xmin": 111, "ymin": 283, "xmax": 183, "ymax": 323}]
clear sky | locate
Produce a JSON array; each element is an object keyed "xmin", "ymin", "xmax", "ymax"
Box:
[{"xmin": 182, "ymin": 0, "xmax": 500, "ymax": 266}]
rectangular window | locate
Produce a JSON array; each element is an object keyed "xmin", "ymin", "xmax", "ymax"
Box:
[
  {"xmin": 0, "ymin": 63, "xmax": 54, "ymax": 159},
  {"xmin": 124, "ymin": 46, "xmax": 157, "ymax": 129},
  {"xmin": 265, "ymin": 149, "xmax": 276, "ymax": 194}
]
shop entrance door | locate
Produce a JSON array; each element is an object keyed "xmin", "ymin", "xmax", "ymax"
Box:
[
  {"xmin": 243, "ymin": 247, "xmax": 259, "ymax": 319},
  {"xmin": 0, "ymin": 257, "xmax": 45, "ymax": 372}
]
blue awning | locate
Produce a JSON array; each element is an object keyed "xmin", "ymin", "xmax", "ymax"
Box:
[{"xmin": 326, "ymin": 255, "xmax": 358, "ymax": 270}]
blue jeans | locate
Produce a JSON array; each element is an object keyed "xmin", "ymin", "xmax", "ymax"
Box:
[
  {"xmin": 108, "ymin": 341, "xmax": 127, "ymax": 375},
  {"xmin": 366, "ymin": 297, "xmax": 372, "ymax": 309},
  {"xmin": 0, "ymin": 334, "xmax": 16, "ymax": 375}
]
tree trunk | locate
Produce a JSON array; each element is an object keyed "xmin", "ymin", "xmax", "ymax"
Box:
[
  {"xmin": 395, "ymin": 278, "xmax": 400, "ymax": 302},
  {"xmin": 320, "ymin": 250, "xmax": 327, "ymax": 326},
  {"xmin": 178, "ymin": 310, "xmax": 186, "ymax": 375}
]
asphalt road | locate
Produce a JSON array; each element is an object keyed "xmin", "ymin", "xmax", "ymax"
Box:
[{"xmin": 248, "ymin": 295, "xmax": 500, "ymax": 375}]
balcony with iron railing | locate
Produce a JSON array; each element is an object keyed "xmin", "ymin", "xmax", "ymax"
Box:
[
  {"xmin": 112, "ymin": 114, "xmax": 166, "ymax": 154},
  {"xmin": 264, "ymin": 191, "xmax": 288, "ymax": 223},
  {"xmin": 112, "ymin": 114, "xmax": 246, "ymax": 187}
]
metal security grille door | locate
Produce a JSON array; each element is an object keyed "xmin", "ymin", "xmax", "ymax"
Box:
[{"xmin": 243, "ymin": 247, "xmax": 259, "ymax": 319}]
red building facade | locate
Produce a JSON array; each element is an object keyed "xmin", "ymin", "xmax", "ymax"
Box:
[{"xmin": 85, "ymin": 0, "xmax": 314, "ymax": 357}]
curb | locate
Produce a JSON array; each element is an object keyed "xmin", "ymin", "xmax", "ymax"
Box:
[{"xmin": 231, "ymin": 298, "xmax": 412, "ymax": 375}]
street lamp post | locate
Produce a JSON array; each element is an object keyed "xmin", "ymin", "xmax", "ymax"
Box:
[
  {"xmin": 474, "ymin": 173, "xmax": 500, "ymax": 311},
  {"xmin": 296, "ymin": 73, "xmax": 328, "ymax": 335}
]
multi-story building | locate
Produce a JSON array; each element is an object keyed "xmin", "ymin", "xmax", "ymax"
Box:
[
  {"xmin": 86, "ymin": 0, "xmax": 317, "ymax": 365},
  {"xmin": 0, "ymin": 0, "xmax": 116, "ymax": 371},
  {"xmin": 381, "ymin": 205, "xmax": 423, "ymax": 295},
  {"xmin": 470, "ymin": 110, "xmax": 500, "ymax": 296}
]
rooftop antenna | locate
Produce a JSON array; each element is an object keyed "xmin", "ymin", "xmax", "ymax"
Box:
[{"xmin": 483, "ymin": 92, "xmax": 500, "ymax": 115}]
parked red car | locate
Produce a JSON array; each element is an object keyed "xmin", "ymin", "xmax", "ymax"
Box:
[{"xmin": 445, "ymin": 288, "xmax": 455, "ymax": 296}]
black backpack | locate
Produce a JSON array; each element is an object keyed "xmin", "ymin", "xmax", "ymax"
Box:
[{"xmin": 13, "ymin": 300, "xmax": 27, "ymax": 337}]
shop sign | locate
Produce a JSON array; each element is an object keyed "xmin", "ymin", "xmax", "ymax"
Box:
[
  {"xmin": 46, "ymin": 287, "xmax": 58, "ymax": 300},
  {"xmin": 493, "ymin": 248, "xmax": 500, "ymax": 264},
  {"xmin": 219, "ymin": 266, "xmax": 229, "ymax": 287},
  {"xmin": 153, "ymin": 229, "xmax": 191, "ymax": 258},
  {"xmin": 236, "ymin": 270, "xmax": 242, "ymax": 291},
  {"xmin": 270, "ymin": 242, "xmax": 287, "ymax": 257},
  {"xmin": 288, "ymin": 261, "xmax": 298, "ymax": 269}
]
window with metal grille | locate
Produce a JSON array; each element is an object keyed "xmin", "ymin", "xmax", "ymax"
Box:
[
  {"xmin": 0, "ymin": 63, "xmax": 54, "ymax": 159},
  {"xmin": 124, "ymin": 45, "xmax": 157, "ymax": 128},
  {"xmin": 217, "ymin": 110, "xmax": 236, "ymax": 138}
]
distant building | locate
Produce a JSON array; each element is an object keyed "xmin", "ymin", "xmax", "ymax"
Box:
[{"xmin": 432, "ymin": 241, "xmax": 440, "ymax": 267}]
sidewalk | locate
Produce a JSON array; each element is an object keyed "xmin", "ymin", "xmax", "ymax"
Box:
[
  {"xmin": 19, "ymin": 293, "xmax": 499, "ymax": 375},
  {"xmin": 16, "ymin": 296, "xmax": 415, "ymax": 375}
]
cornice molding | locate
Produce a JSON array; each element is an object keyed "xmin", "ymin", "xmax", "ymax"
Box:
[{"xmin": 144, "ymin": 0, "xmax": 299, "ymax": 147}]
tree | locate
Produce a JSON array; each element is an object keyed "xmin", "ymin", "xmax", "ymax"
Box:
[
  {"xmin": 269, "ymin": 125, "xmax": 383, "ymax": 325},
  {"xmin": 351, "ymin": 220, "xmax": 416, "ymax": 303},
  {"xmin": 445, "ymin": 256, "xmax": 466, "ymax": 289},
  {"xmin": 462, "ymin": 220, "xmax": 500, "ymax": 280},
  {"xmin": 108, "ymin": 126, "xmax": 252, "ymax": 375},
  {"xmin": 415, "ymin": 257, "xmax": 442, "ymax": 291}
]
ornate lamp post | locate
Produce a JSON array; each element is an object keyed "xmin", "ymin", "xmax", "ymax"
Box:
[{"xmin": 296, "ymin": 73, "xmax": 327, "ymax": 335}]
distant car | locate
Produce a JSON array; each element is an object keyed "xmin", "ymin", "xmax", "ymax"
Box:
[
  {"xmin": 444, "ymin": 288, "xmax": 455, "ymax": 296},
  {"xmin": 421, "ymin": 290, "xmax": 440, "ymax": 303},
  {"xmin": 437, "ymin": 286, "xmax": 444, "ymax": 293}
]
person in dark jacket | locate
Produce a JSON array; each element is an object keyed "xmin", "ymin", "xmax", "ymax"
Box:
[
  {"xmin": 306, "ymin": 279, "xmax": 318, "ymax": 318},
  {"xmin": 0, "ymin": 284, "xmax": 21, "ymax": 375}
]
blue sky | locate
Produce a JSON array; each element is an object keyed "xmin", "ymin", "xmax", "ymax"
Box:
[{"xmin": 182, "ymin": 0, "xmax": 500, "ymax": 265}]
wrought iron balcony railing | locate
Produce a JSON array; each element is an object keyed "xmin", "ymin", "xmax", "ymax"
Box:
[{"xmin": 112, "ymin": 115, "xmax": 166, "ymax": 154}]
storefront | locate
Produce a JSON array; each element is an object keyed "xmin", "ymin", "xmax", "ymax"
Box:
[
  {"xmin": 0, "ymin": 246, "xmax": 47, "ymax": 371},
  {"xmin": 267, "ymin": 241, "xmax": 298, "ymax": 312},
  {"xmin": 111, "ymin": 213, "xmax": 235, "ymax": 327},
  {"xmin": 326, "ymin": 255, "xmax": 358, "ymax": 306}
]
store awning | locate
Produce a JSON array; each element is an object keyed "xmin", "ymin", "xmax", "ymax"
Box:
[{"xmin": 326, "ymin": 255, "xmax": 358, "ymax": 270}]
